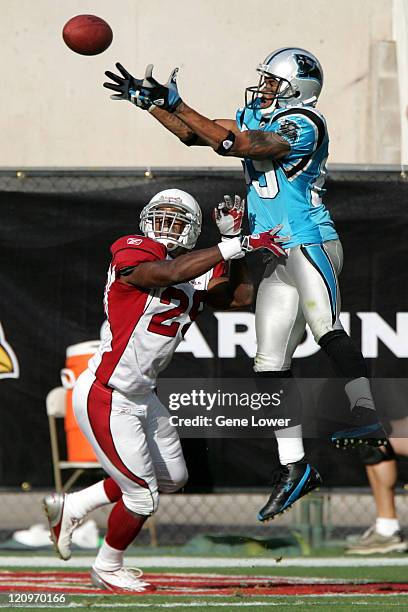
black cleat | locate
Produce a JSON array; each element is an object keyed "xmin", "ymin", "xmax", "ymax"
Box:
[
  {"xmin": 257, "ymin": 462, "xmax": 322, "ymax": 522},
  {"xmin": 331, "ymin": 406, "xmax": 388, "ymax": 450}
]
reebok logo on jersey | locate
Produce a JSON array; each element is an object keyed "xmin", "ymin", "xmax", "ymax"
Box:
[{"xmin": 127, "ymin": 238, "xmax": 143, "ymax": 246}]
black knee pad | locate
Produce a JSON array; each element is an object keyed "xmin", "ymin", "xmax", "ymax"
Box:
[
  {"xmin": 318, "ymin": 330, "xmax": 368, "ymax": 378},
  {"xmin": 358, "ymin": 442, "xmax": 395, "ymax": 465}
]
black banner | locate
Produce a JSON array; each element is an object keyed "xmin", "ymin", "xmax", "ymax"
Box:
[{"xmin": 1, "ymin": 174, "xmax": 408, "ymax": 488}]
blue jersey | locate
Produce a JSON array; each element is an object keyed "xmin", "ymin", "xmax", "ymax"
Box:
[{"xmin": 236, "ymin": 104, "xmax": 338, "ymax": 247}]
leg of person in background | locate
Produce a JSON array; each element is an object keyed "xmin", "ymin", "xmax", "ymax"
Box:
[
  {"xmin": 367, "ymin": 458, "xmax": 398, "ymax": 523},
  {"xmin": 254, "ymin": 259, "xmax": 322, "ymax": 522},
  {"xmin": 346, "ymin": 444, "xmax": 407, "ymax": 553},
  {"xmin": 346, "ymin": 428, "xmax": 408, "ymax": 554}
]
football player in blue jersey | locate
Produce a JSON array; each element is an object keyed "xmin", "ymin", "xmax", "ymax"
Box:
[{"xmin": 104, "ymin": 47, "xmax": 387, "ymax": 521}]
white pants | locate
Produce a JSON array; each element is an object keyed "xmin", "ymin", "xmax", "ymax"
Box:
[
  {"xmin": 255, "ymin": 240, "xmax": 344, "ymax": 372},
  {"xmin": 73, "ymin": 369, "xmax": 188, "ymax": 516}
]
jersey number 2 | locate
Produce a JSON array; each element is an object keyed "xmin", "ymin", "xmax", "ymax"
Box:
[{"xmin": 147, "ymin": 287, "xmax": 203, "ymax": 338}]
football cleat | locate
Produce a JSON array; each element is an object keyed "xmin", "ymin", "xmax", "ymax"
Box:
[
  {"xmin": 257, "ymin": 461, "xmax": 322, "ymax": 522},
  {"xmin": 91, "ymin": 566, "xmax": 155, "ymax": 592},
  {"xmin": 331, "ymin": 406, "xmax": 388, "ymax": 450},
  {"xmin": 42, "ymin": 492, "xmax": 82, "ymax": 560}
]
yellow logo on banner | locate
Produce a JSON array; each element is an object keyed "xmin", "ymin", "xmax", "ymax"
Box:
[{"xmin": 0, "ymin": 322, "xmax": 19, "ymax": 380}]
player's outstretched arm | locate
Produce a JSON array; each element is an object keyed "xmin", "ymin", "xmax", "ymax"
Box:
[
  {"xmin": 122, "ymin": 244, "xmax": 234, "ymax": 289},
  {"xmin": 174, "ymin": 102, "xmax": 290, "ymax": 160},
  {"xmin": 103, "ymin": 63, "xmax": 288, "ymax": 159},
  {"xmin": 152, "ymin": 99, "xmax": 289, "ymax": 159},
  {"xmin": 148, "ymin": 106, "xmax": 237, "ymax": 147},
  {"xmin": 136, "ymin": 65, "xmax": 289, "ymax": 159},
  {"xmin": 121, "ymin": 227, "xmax": 287, "ymax": 290},
  {"xmin": 103, "ymin": 62, "xmax": 236, "ymax": 147}
]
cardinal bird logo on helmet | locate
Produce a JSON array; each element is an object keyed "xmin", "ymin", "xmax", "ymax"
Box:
[{"xmin": 0, "ymin": 322, "xmax": 19, "ymax": 380}]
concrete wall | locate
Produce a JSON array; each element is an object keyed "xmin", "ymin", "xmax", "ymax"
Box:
[
  {"xmin": 368, "ymin": 40, "xmax": 401, "ymax": 164},
  {"xmin": 0, "ymin": 0, "xmax": 398, "ymax": 167},
  {"xmin": 393, "ymin": 0, "xmax": 408, "ymax": 165}
]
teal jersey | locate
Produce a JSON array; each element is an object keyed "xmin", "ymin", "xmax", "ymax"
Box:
[{"xmin": 236, "ymin": 104, "xmax": 338, "ymax": 247}]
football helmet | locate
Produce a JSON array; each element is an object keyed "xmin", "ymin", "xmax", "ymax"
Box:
[
  {"xmin": 245, "ymin": 47, "xmax": 323, "ymax": 115},
  {"xmin": 140, "ymin": 188, "xmax": 202, "ymax": 251}
]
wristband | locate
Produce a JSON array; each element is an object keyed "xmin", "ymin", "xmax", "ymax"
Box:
[
  {"xmin": 221, "ymin": 235, "xmax": 245, "ymax": 258},
  {"xmin": 215, "ymin": 131, "xmax": 236, "ymax": 156},
  {"xmin": 217, "ymin": 236, "xmax": 243, "ymax": 261}
]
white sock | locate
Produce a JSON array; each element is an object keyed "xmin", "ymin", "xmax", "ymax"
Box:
[
  {"xmin": 94, "ymin": 540, "xmax": 123, "ymax": 572},
  {"xmin": 376, "ymin": 517, "xmax": 400, "ymax": 537},
  {"xmin": 345, "ymin": 377, "xmax": 375, "ymax": 411},
  {"xmin": 65, "ymin": 481, "xmax": 111, "ymax": 520},
  {"xmin": 275, "ymin": 425, "xmax": 305, "ymax": 465}
]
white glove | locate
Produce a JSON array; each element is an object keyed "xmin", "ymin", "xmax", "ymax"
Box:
[{"xmin": 212, "ymin": 195, "xmax": 245, "ymax": 238}]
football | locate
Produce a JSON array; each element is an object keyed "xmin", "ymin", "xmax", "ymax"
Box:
[{"xmin": 62, "ymin": 14, "xmax": 113, "ymax": 56}]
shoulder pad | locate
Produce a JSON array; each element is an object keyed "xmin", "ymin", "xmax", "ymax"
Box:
[{"xmin": 111, "ymin": 235, "xmax": 166, "ymax": 258}]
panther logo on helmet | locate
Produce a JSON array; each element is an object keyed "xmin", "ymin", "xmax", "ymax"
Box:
[
  {"xmin": 294, "ymin": 53, "xmax": 322, "ymax": 80},
  {"xmin": 245, "ymin": 47, "xmax": 324, "ymax": 116}
]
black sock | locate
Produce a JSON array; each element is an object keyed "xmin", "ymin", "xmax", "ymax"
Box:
[{"xmin": 319, "ymin": 330, "xmax": 368, "ymax": 379}]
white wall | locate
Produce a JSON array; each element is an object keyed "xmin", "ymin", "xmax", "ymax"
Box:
[
  {"xmin": 393, "ymin": 0, "xmax": 408, "ymax": 165},
  {"xmin": 0, "ymin": 0, "xmax": 395, "ymax": 167}
]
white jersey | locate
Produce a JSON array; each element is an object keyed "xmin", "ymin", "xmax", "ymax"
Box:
[{"xmin": 89, "ymin": 235, "xmax": 226, "ymax": 395}]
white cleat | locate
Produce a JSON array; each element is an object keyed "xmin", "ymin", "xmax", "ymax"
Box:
[
  {"xmin": 90, "ymin": 566, "xmax": 154, "ymax": 592},
  {"xmin": 42, "ymin": 492, "xmax": 82, "ymax": 560}
]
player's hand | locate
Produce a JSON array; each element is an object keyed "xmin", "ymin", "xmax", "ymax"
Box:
[
  {"xmin": 212, "ymin": 195, "xmax": 245, "ymax": 237},
  {"xmin": 241, "ymin": 226, "xmax": 288, "ymax": 258},
  {"xmin": 135, "ymin": 64, "xmax": 182, "ymax": 113},
  {"xmin": 103, "ymin": 63, "xmax": 153, "ymax": 110}
]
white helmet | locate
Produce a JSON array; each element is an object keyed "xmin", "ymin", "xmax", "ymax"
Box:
[
  {"xmin": 245, "ymin": 47, "xmax": 323, "ymax": 116},
  {"xmin": 140, "ymin": 188, "xmax": 202, "ymax": 251}
]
